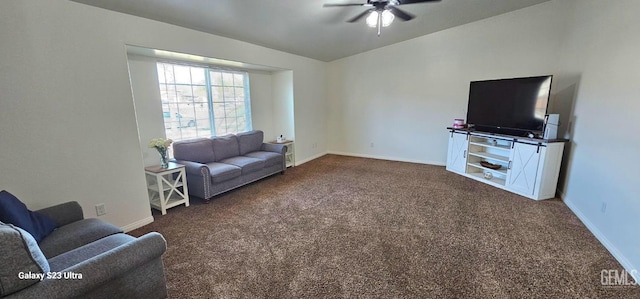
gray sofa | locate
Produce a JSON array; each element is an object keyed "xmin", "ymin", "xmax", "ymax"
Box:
[
  {"xmin": 0, "ymin": 202, "xmax": 167, "ymax": 298},
  {"xmin": 172, "ymin": 130, "xmax": 287, "ymax": 201}
]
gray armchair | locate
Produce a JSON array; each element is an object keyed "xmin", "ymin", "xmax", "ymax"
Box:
[{"xmin": 0, "ymin": 201, "xmax": 168, "ymax": 298}]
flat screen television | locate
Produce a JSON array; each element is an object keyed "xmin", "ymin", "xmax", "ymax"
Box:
[{"xmin": 466, "ymin": 75, "xmax": 552, "ymax": 137}]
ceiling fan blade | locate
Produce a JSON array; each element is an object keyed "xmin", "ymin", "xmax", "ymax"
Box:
[
  {"xmin": 323, "ymin": 3, "xmax": 367, "ymax": 7},
  {"xmin": 388, "ymin": 6, "xmax": 414, "ymax": 21},
  {"xmin": 347, "ymin": 9, "xmax": 374, "ymax": 23},
  {"xmin": 395, "ymin": 0, "xmax": 441, "ymax": 5}
]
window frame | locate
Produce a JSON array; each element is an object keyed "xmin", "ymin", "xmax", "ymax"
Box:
[{"xmin": 156, "ymin": 61, "xmax": 253, "ymax": 141}]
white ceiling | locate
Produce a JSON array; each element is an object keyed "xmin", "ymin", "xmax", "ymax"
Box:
[{"xmin": 72, "ymin": 0, "xmax": 550, "ymax": 62}]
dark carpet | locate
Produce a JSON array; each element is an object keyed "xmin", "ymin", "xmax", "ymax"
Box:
[{"xmin": 130, "ymin": 154, "xmax": 639, "ymax": 298}]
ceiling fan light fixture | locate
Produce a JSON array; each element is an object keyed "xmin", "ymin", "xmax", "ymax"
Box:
[
  {"xmin": 381, "ymin": 10, "xmax": 395, "ymax": 27},
  {"xmin": 366, "ymin": 9, "xmax": 395, "ymax": 28},
  {"xmin": 366, "ymin": 11, "xmax": 379, "ymax": 28}
]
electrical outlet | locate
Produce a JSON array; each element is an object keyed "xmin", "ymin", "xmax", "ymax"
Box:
[
  {"xmin": 601, "ymin": 202, "xmax": 607, "ymax": 213},
  {"xmin": 96, "ymin": 203, "xmax": 106, "ymax": 216}
]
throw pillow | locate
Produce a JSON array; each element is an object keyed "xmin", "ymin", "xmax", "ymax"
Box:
[
  {"xmin": 0, "ymin": 190, "xmax": 57, "ymax": 243},
  {"xmin": 0, "ymin": 223, "xmax": 51, "ymax": 296}
]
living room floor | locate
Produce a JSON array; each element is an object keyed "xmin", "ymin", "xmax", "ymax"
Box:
[{"xmin": 130, "ymin": 155, "xmax": 639, "ymax": 298}]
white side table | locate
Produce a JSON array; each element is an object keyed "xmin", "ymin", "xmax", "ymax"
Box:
[
  {"xmin": 144, "ymin": 162, "xmax": 189, "ymax": 215},
  {"xmin": 268, "ymin": 140, "xmax": 294, "ymax": 167}
]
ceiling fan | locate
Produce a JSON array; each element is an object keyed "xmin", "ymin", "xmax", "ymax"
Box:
[{"xmin": 324, "ymin": 0, "xmax": 442, "ymax": 36}]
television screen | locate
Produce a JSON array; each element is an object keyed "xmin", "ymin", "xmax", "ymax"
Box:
[{"xmin": 466, "ymin": 75, "xmax": 552, "ymax": 137}]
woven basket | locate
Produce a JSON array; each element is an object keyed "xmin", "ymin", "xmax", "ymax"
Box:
[{"xmin": 480, "ymin": 161, "xmax": 502, "ymax": 170}]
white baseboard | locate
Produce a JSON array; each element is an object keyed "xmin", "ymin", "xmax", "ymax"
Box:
[
  {"xmin": 294, "ymin": 151, "xmax": 446, "ymax": 167},
  {"xmin": 327, "ymin": 151, "xmax": 446, "ymax": 166},
  {"xmin": 295, "ymin": 152, "xmax": 328, "ymax": 166},
  {"xmin": 121, "ymin": 216, "xmax": 154, "ymax": 232},
  {"xmin": 561, "ymin": 193, "xmax": 638, "ymax": 283}
]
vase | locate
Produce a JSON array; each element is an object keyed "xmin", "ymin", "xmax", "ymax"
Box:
[{"xmin": 159, "ymin": 151, "xmax": 169, "ymax": 169}]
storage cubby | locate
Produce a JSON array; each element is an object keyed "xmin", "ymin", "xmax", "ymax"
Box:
[{"xmin": 466, "ymin": 136, "xmax": 511, "ymax": 186}]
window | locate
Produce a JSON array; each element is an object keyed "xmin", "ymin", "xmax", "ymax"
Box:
[{"xmin": 156, "ymin": 62, "xmax": 252, "ymax": 141}]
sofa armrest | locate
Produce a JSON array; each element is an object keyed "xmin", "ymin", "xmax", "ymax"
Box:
[
  {"xmin": 261, "ymin": 143, "xmax": 287, "ymax": 154},
  {"xmin": 10, "ymin": 233, "xmax": 167, "ymax": 299},
  {"xmin": 173, "ymin": 159, "xmax": 210, "ymax": 177},
  {"xmin": 35, "ymin": 201, "xmax": 84, "ymax": 227},
  {"xmin": 261, "ymin": 143, "xmax": 287, "ymax": 173},
  {"xmin": 172, "ymin": 159, "xmax": 215, "ymax": 199}
]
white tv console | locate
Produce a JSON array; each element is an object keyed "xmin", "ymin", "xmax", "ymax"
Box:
[{"xmin": 446, "ymin": 128, "xmax": 567, "ymax": 200}]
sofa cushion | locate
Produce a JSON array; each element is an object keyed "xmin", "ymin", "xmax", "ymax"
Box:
[
  {"xmin": 237, "ymin": 130, "xmax": 264, "ymax": 155},
  {"xmin": 220, "ymin": 156, "xmax": 265, "ymax": 174},
  {"xmin": 0, "ymin": 223, "xmax": 50, "ymax": 296},
  {"xmin": 205, "ymin": 162, "xmax": 242, "ymax": 183},
  {"xmin": 48, "ymin": 233, "xmax": 136, "ymax": 271},
  {"xmin": 211, "ymin": 135, "xmax": 240, "ymax": 161},
  {"xmin": 244, "ymin": 151, "xmax": 283, "ymax": 168},
  {"xmin": 38, "ymin": 218, "xmax": 123, "ymax": 258},
  {"xmin": 0, "ymin": 190, "xmax": 57, "ymax": 243},
  {"xmin": 173, "ymin": 138, "xmax": 215, "ymax": 164}
]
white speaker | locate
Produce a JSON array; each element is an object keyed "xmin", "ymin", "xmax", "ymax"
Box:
[{"xmin": 543, "ymin": 114, "xmax": 559, "ymax": 139}]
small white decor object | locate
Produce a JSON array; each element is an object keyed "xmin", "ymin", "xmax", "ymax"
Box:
[{"xmin": 483, "ymin": 171, "xmax": 493, "ymax": 180}]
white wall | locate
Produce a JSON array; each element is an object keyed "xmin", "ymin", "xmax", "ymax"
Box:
[
  {"xmin": 327, "ymin": 2, "xmax": 564, "ymax": 164},
  {"xmin": 271, "ymin": 71, "xmax": 295, "ymax": 143},
  {"xmin": 127, "ymin": 55, "xmax": 166, "ymax": 167},
  {"xmin": 248, "ymin": 72, "xmax": 276, "ymax": 139},
  {"xmin": 328, "ymin": 0, "xmax": 639, "ymax": 279},
  {"xmin": 293, "ymin": 68, "xmax": 328, "ymax": 165},
  {"xmin": 0, "ymin": 0, "xmax": 327, "ymax": 230},
  {"xmin": 552, "ymin": 0, "xmax": 640, "ymax": 280},
  {"xmin": 0, "ymin": 1, "xmax": 154, "ymax": 230}
]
